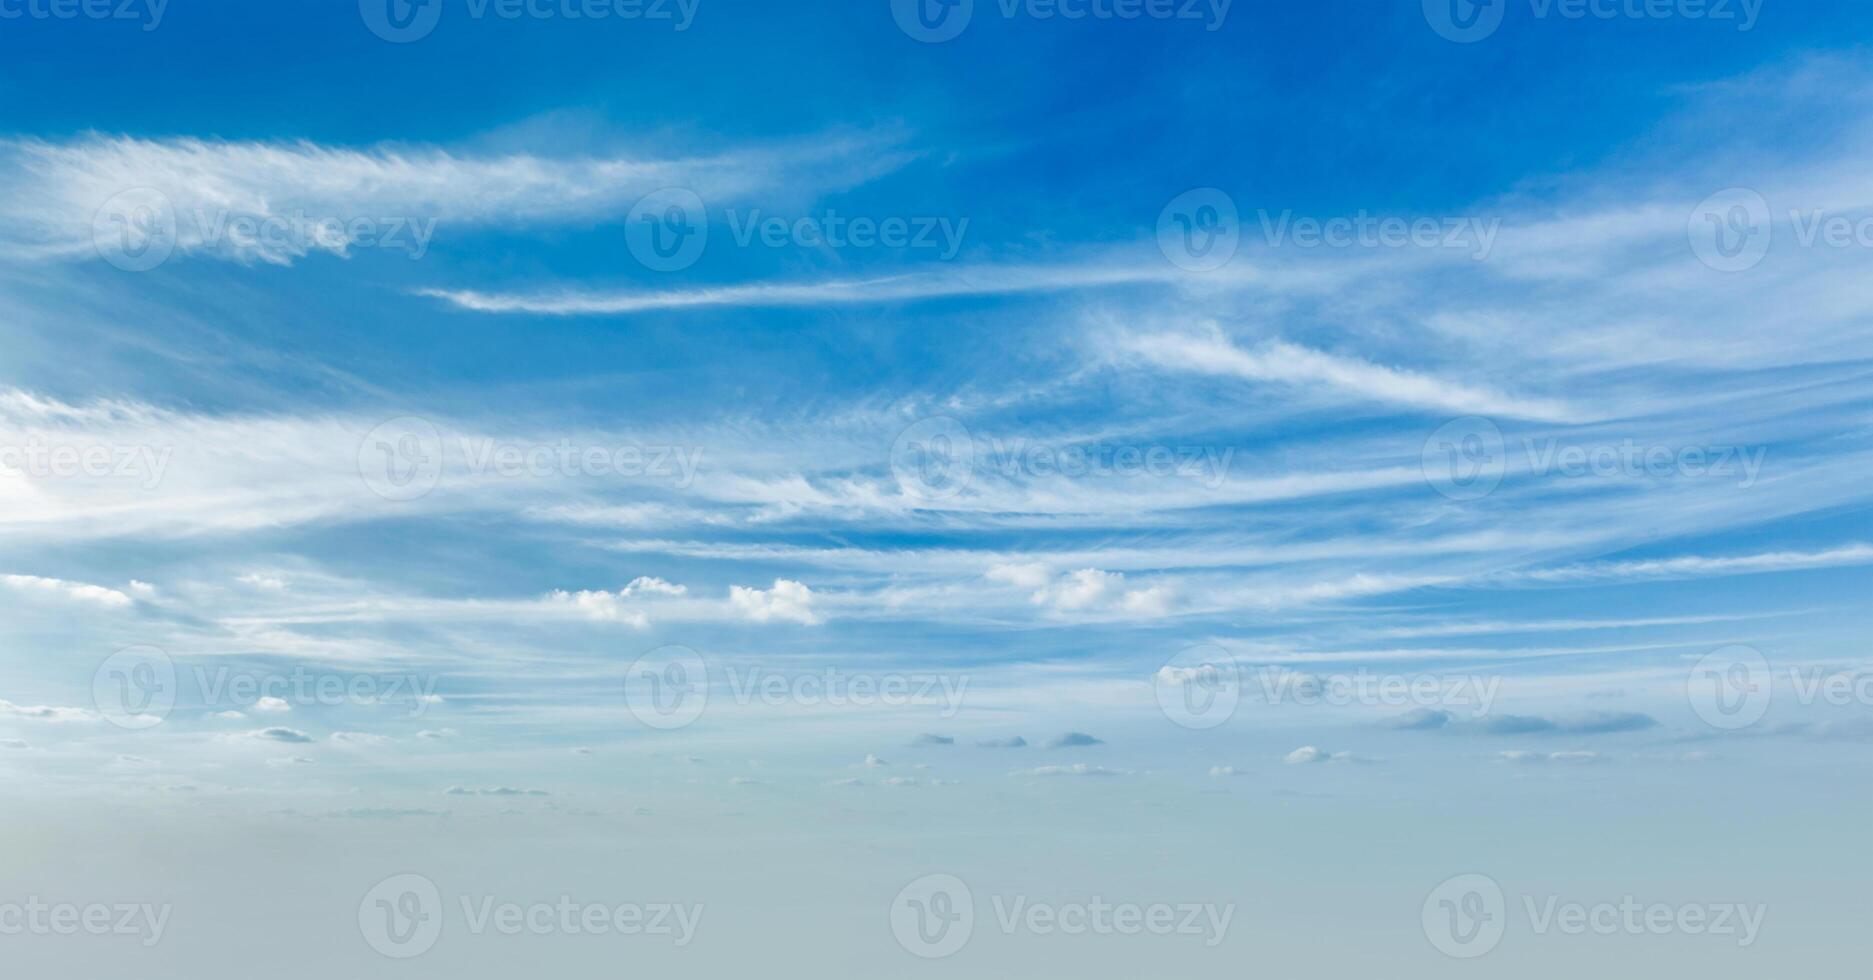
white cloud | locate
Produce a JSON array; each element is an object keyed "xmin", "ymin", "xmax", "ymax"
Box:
[
  {"xmin": 0, "ymin": 699, "xmax": 95, "ymax": 722},
  {"xmin": 728, "ymin": 579, "xmax": 821, "ymax": 625},
  {"xmin": 252, "ymin": 696, "xmax": 292, "ymax": 714},
  {"xmin": 0, "ymin": 573, "xmax": 133, "ymax": 607},
  {"xmin": 545, "ymin": 589, "xmax": 650, "ymax": 628}
]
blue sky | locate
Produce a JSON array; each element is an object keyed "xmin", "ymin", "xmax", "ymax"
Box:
[{"xmin": 2, "ymin": 1, "xmax": 1872, "ymax": 976}]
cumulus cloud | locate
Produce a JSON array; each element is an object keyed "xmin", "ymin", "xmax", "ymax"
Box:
[
  {"xmin": 728, "ymin": 579, "xmax": 821, "ymax": 625},
  {"xmin": 860, "ymin": 754, "xmax": 889, "ymax": 768},
  {"xmin": 446, "ymin": 786, "xmax": 550, "ymax": 797},
  {"xmin": 978, "ymin": 736, "xmax": 1028, "ymax": 748},
  {"xmin": 1383, "ymin": 708, "xmax": 1453, "ymax": 731},
  {"xmin": 1045, "ymin": 732, "xmax": 1104, "ymax": 748},
  {"xmin": 1497, "ymin": 750, "xmax": 1608, "ymax": 765},
  {"xmin": 622, "ymin": 576, "xmax": 686, "ymax": 597},
  {"xmin": 250, "ymin": 727, "xmax": 314, "ymax": 743},
  {"xmin": 990, "ymin": 566, "xmax": 1173, "ymax": 617},
  {"xmin": 1284, "ymin": 746, "xmax": 1375, "ymax": 765},
  {"xmin": 252, "ymin": 696, "xmax": 292, "ymax": 714},
  {"xmin": 545, "ymin": 589, "xmax": 650, "ymax": 627},
  {"xmin": 910, "ymin": 733, "xmax": 954, "ymax": 746}
]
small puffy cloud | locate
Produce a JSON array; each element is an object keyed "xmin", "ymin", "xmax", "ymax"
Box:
[
  {"xmin": 910, "ymin": 733, "xmax": 954, "ymax": 746},
  {"xmin": 237, "ymin": 573, "xmax": 286, "ymax": 590},
  {"xmin": 978, "ymin": 736, "xmax": 1028, "ymax": 748},
  {"xmin": 1046, "ymin": 732, "xmax": 1104, "ymax": 749},
  {"xmin": 1209, "ymin": 765, "xmax": 1241, "ymax": 777},
  {"xmin": 827, "ymin": 777, "xmax": 864, "ymax": 787},
  {"xmin": 211, "ymin": 710, "xmax": 246, "ymax": 720},
  {"xmin": 252, "ymin": 727, "xmax": 314, "ymax": 743},
  {"xmin": 268, "ymin": 756, "xmax": 316, "ymax": 767},
  {"xmin": 570, "ymin": 746, "xmax": 593, "ymax": 755},
  {"xmin": 447, "ymin": 786, "xmax": 549, "ymax": 796},
  {"xmin": 0, "ymin": 573, "xmax": 133, "ymax": 608},
  {"xmin": 728, "ymin": 579, "xmax": 821, "ymax": 625},
  {"xmin": 1014, "ymin": 764, "xmax": 1133, "ymax": 777},
  {"xmin": 0, "ymin": 738, "xmax": 27, "ymax": 749},
  {"xmin": 997, "ymin": 567, "xmax": 1174, "ymax": 617},
  {"xmin": 252, "ymin": 696, "xmax": 292, "ymax": 714},
  {"xmin": 860, "ymin": 754, "xmax": 889, "ymax": 768},
  {"xmin": 622, "ymin": 576, "xmax": 686, "ymax": 597},
  {"xmin": 417, "ymin": 728, "xmax": 458, "ymax": 740},
  {"xmin": 883, "ymin": 776, "xmax": 919, "ymax": 787},
  {"xmin": 728, "ymin": 776, "xmax": 765, "ymax": 785},
  {"xmin": 1384, "ymin": 708, "xmax": 1452, "ymax": 731},
  {"xmin": 127, "ymin": 580, "xmax": 157, "ymax": 597},
  {"xmin": 546, "ymin": 589, "xmax": 649, "ymax": 628}
]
